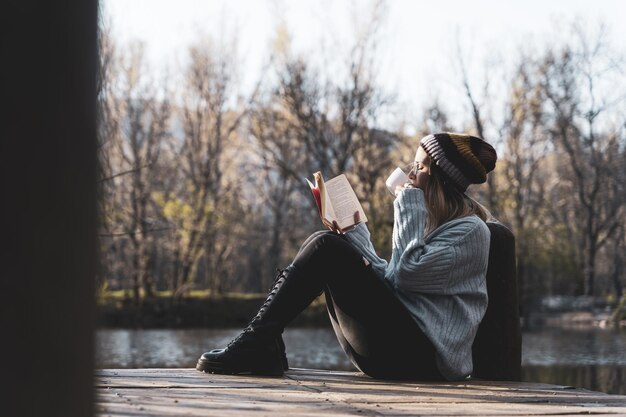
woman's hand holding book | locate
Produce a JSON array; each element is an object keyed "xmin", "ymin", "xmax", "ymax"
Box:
[{"xmin": 330, "ymin": 211, "xmax": 360, "ymax": 235}]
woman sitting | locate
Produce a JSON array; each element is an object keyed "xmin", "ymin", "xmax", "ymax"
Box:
[{"xmin": 196, "ymin": 132, "xmax": 497, "ymax": 381}]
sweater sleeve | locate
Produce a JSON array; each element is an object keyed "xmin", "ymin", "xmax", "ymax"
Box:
[
  {"xmin": 344, "ymin": 222, "xmax": 388, "ymax": 278},
  {"xmin": 391, "ymin": 188, "xmax": 485, "ymax": 294}
]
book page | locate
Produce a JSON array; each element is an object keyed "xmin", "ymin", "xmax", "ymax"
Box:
[{"xmin": 324, "ymin": 174, "xmax": 367, "ymax": 230}]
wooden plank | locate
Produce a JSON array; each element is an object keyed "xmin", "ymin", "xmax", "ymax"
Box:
[{"xmin": 95, "ymin": 368, "xmax": 626, "ymax": 417}]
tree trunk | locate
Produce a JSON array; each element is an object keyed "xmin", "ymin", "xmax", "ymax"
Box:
[{"xmin": 584, "ymin": 242, "xmax": 596, "ymax": 296}]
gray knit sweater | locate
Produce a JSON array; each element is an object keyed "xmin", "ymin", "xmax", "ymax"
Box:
[{"xmin": 344, "ymin": 188, "xmax": 490, "ymax": 380}]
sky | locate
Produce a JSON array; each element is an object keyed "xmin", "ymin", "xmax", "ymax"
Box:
[{"xmin": 102, "ymin": 0, "xmax": 626, "ymax": 133}]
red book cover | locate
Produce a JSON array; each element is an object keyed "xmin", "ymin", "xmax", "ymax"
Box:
[{"xmin": 306, "ymin": 177, "xmax": 322, "ymax": 216}]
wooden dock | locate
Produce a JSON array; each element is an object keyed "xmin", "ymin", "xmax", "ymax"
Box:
[{"xmin": 96, "ymin": 368, "xmax": 626, "ymax": 416}]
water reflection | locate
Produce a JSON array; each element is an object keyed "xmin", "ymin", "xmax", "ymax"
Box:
[
  {"xmin": 96, "ymin": 326, "xmax": 626, "ymax": 395},
  {"xmin": 97, "ymin": 328, "xmax": 243, "ymax": 368},
  {"xmin": 523, "ymin": 365, "xmax": 625, "ymax": 396},
  {"xmin": 96, "ymin": 327, "xmax": 355, "ymax": 370},
  {"xmin": 521, "ymin": 327, "xmax": 626, "ymax": 366}
]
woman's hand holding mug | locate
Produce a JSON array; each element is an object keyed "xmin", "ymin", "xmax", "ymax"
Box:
[{"xmin": 386, "ymin": 167, "xmax": 410, "ymax": 197}]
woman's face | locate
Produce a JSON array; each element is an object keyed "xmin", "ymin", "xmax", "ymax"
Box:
[{"xmin": 408, "ymin": 146, "xmax": 431, "ymax": 189}]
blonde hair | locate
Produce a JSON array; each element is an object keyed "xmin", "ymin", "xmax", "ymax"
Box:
[{"xmin": 424, "ymin": 163, "xmax": 492, "ymax": 234}]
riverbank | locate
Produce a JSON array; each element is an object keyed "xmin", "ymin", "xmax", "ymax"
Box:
[
  {"xmin": 525, "ymin": 311, "xmax": 626, "ymax": 329},
  {"xmin": 97, "ymin": 292, "xmax": 329, "ymax": 328},
  {"xmin": 99, "ymin": 292, "xmax": 626, "ymax": 329},
  {"xmin": 524, "ymin": 295, "xmax": 626, "ymax": 329}
]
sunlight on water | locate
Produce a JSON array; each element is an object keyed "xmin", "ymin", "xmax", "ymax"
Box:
[{"xmin": 96, "ymin": 327, "xmax": 355, "ymax": 370}]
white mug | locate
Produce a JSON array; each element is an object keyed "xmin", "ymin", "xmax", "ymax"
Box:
[{"xmin": 385, "ymin": 167, "xmax": 410, "ymax": 196}]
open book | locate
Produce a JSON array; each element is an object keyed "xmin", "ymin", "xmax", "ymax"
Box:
[{"xmin": 306, "ymin": 171, "xmax": 368, "ymax": 232}]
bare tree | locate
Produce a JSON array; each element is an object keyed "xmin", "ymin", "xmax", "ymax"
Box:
[
  {"xmin": 609, "ymin": 220, "xmax": 626, "ymax": 325},
  {"xmin": 267, "ymin": 3, "xmax": 396, "ymax": 254},
  {"xmin": 454, "ymin": 39, "xmax": 500, "ymax": 214},
  {"xmin": 96, "ymin": 24, "xmax": 120, "ymax": 292},
  {"xmin": 541, "ymin": 24, "xmax": 626, "ymax": 296},
  {"xmin": 109, "ymin": 43, "xmax": 171, "ymax": 304},
  {"xmin": 495, "ymin": 57, "xmax": 556, "ymax": 314},
  {"xmin": 248, "ymin": 103, "xmax": 313, "ymax": 290},
  {"xmin": 160, "ymin": 40, "xmax": 250, "ymax": 298},
  {"xmin": 97, "ymin": 29, "xmax": 173, "ymax": 307}
]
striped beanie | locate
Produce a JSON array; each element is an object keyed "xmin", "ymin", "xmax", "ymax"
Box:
[{"xmin": 420, "ymin": 132, "xmax": 497, "ymax": 192}]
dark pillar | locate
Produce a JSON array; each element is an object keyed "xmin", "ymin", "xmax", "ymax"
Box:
[
  {"xmin": 1, "ymin": 1, "xmax": 98, "ymax": 416},
  {"xmin": 472, "ymin": 222, "xmax": 522, "ymax": 381}
]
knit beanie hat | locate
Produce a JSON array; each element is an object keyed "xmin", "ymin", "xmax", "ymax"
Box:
[{"xmin": 420, "ymin": 132, "xmax": 497, "ymax": 192}]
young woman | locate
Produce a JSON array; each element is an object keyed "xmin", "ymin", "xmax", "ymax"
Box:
[{"xmin": 196, "ymin": 132, "xmax": 497, "ymax": 381}]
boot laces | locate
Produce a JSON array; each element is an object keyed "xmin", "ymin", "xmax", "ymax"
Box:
[
  {"xmin": 252, "ymin": 267, "xmax": 288, "ymax": 321},
  {"xmin": 227, "ymin": 328, "xmax": 252, "ymax": 349},
  {"xmin": 225, "ymin": 267, "xmax": 292, "ymax": 350}
]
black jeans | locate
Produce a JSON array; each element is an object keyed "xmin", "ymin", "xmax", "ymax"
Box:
[{"xmin": 291, "ymin": 230, "xmax": 444, "ymax": 381}]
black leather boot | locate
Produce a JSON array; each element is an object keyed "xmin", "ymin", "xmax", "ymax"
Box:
[
  {"xmin": 196, "ymin": 265, "xmax": 317, "ymax": 376},
  {"xmin": 196, "ymin": 328, "xmax": 286, "ymax": 375}
]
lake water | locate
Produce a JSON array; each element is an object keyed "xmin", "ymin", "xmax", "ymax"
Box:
[{"xmin": 96, "ymin": 326, "xmax": 626, "ymax": 395}]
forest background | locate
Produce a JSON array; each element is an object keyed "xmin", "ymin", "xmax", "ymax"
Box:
[{"xmin": 97, "ymin": 0, "xmax": 626, "ymax": 323}]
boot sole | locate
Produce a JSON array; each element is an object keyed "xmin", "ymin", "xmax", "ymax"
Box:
[{"xmin": 196, "ymin": 356, "xmax": 284, "ymax": 376}]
